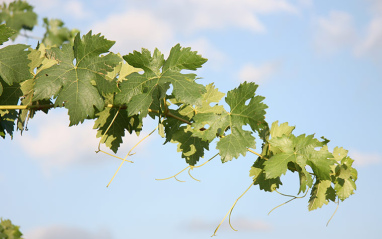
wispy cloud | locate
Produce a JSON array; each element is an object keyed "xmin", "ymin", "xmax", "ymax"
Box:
[
  {"xmin": 297, "ymin": 0, "xmax": 313, "ymax": 7},
  {"xmin": 183, "ymin": 37, "xmax": 228, "ymax": 70},
  {"xmin": 238, "ymin": 61, "xmax": 280, "ymax": 84},
  {"xmin": 91, "ymin": 0, "xmax": 299, "ymax": 54},
  {"xmin": 16, "ymin": 110, "xmax": 148, "ymax": 175},
  {"xmin": 24, "ymin": 225, "xmax": 113, "ymax": 239},
  {"xmin": 29, "ymin": 0, "xmax": 92, "ymax": 19},
  {"xmin": 350, "ymin": 150, "xmax": 382, "ymax": 167},
  {"xmin": 354, "ymin": 1, "xmax": 382, "ymax": 58},
  {"xmin": 313, "ymin": 11, "xmax": 357, "ymax": 55},
  {"xmin": 92, "ymin": 9, "xmax": 175, "ymax": 54},
  {"xmin": 312, "ymin": 1, "xmax": 382, "ymax": 60},
  {"xmin": 64, "ymin": 0, "xmax": 92, "ymax": 19}
]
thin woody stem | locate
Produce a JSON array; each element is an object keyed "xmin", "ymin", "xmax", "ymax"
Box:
[
  {"xmin": 0, "ymin": 104, "xmax": 191, "ymax": 125},
  {"xmin": 0, "ymin": 104, "xmax": 263, "ymax": 156}
]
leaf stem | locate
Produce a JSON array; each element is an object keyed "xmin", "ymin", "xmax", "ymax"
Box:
[
  {"xmin": 0, "ymin": 104, "xmax": 56, "ymax": 110},
  {"xmin": 96, "ymin": 150, "xmax": 134, "ymax": 163},
  {"xmin": 326, "ymin": 199, "xmax": 339, "ymax": 226},
  {"xmin": 156, "ymin": 153, "xmax": 218, "ymax": 182},
  {"xmin": 247, "ymin": 148, "xmax": 264, "ymax": 159},
  {"xmin": 268, "ymin": 189, "xmax": 309, "ymax": 215}
]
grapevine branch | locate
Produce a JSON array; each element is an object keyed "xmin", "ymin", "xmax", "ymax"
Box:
[
  {"xmin": 0, "ymin": 104, "xmax": 193, "ymax": 127},
  {"xmin": 0, "ymin": 104, "xmax": 263, "ymax": 157},
  {"xmin": 0, "ymin": 2, "xmax": 359, "ymax": 236}
]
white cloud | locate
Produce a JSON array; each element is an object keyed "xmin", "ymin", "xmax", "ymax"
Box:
[
  {"xmin": 91, "ymin": 0, "xmax": 299, "ymax": 54},
  {"xmin": 24, "ymin": 225, "xmax": 113, "ymax": 239},
  {"xmin": 0, "ymin": 0, "xmax": 18, "ymax": 4},
  {"xmin": 16, "ymin": 110, "xmax": 146, "ymax": 175},
  {"xmin": 238, "ymin": 61, "xmax": 280, "ymax": 84},
  {"xmin": 368, "ymin": 0, "xmax": 382, "ymax": 14},
  {"xmin": 355, "ymin": 17, "xmax": 382, "ymax": 58},
  {"xmin": 350, "ymin": 150, "xmax": 382, "ymax": 167},
  {"xmin": 313, "ymin": 11, "xmax": 357, "ymax": 54},
  {"xmin": 28, "ymin": 0, "xmax": 61, "ymax": 13},
  {"xmin": 161, "ymin": 0, "xmax": 298, "ymax": 33},
  {"xmin": 184, "ymin": 217, "xmax": 272, "ymax": 231},
  {"xmin": 183, "ymin": 37, "xmax": 228, "ymax": 69},
  {"xmin": 65, "ymin": 0, "xmax": 92, "ymax": 19},
  {"xmin": 17, "ymin": 110, "xmax": 100, "ymax": 173},
  {"xmin": 92, "ymin": 9, "xmax": 175, "ymax": 54},
  {"xmin": 297, "ymin": 0, "xmax": 313, "ymax": 7},
  {"xmin": 353, "ymin": 1, "xmax": 382, "ymax": 59}
]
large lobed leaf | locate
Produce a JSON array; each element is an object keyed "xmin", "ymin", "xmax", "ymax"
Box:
[
  {"xmin": 0, "ymin": 43, "xmax": 31, "ymax": 86},
  {"xmin": 191, "ymin": 82, "xmax": 267, "ymax": 162},
  {"xmin": 33, "ymin": 31, "xmax": 122, "ymax": 125},
  {"xmin": 115, "ymin": 44, "xmax": 207, "ymax": 117}
]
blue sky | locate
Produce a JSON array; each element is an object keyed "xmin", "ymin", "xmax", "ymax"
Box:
[{"xmin": 1, "ymin": 0, "xmax": 382, "ymax": 238}]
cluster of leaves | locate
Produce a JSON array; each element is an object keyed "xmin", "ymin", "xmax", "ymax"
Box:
[
  {"xmin": 0, "ymin": 0, "xmax": 357, "ymax": 224},
  {"xmin": 0, "ymin": 0, "xmax": 37, "ymax": 40},
  {"xmin": 0, "ymin": 0, "xmax": 78, "ymax": 45},
  {"xmin": 0, "ymin": 218, "xmax": 23, "ymax": 239},
  {"xmin": 250, "ymin": 121, "xmax": 357, "ymax": 210}
]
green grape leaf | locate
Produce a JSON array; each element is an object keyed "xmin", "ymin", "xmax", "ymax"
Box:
[
  {"xmin": 307, "ymin": 145, "xmax": 336, "ymax": 180},
  {"xmin": 33, "ymin": 31, "xmax": 122, "ymax": 125},
  {"xmin": 42, "ymin": 18, "xmax": 79, "ymax": 47},
  {"xmin": 0, "ymin": 218, "xmax": 23, "ymax": 239},
  {"xmin": 250, "ymin": 157, "xmax": 282, "ymax": 192},
  {"xmin": 217, "ymin": 127, "xmax": 256, "ymax": 162},
  {"xmin": 0, "ymin": 77, "xmax": 19, "ymax": 138},
  {"xmin": 264, "ymin": 134, "xmax": 335, "ymax": 180},
  {"xmin": 0, "ymin": 77, "xmax": 22, "ymax": 105},
  {"xmin": 0, "ymin": 44, "xmax": 31, "ymax": 85},
  {"xmin": 0, "ymin": 0, "xmax": 37, "ymax": 39},
  {"xmin": 196, "ymin": 83, "xmax": 225, "ymax": 114},
  {"xmin": 158, "ymin": 122, "xmax": 165, "ymax": 138},
  {"xmin": 334, "ymin": 178, "xmax": 356, "ymax": 201},
  {"xmin": 116, "ymin": 44, "xmax": 207, "ymax": 117},
  {"xmin": 162, "ymin": 108, "xmax": 191, "ymax": 144},
  {"xmin": 15, "ymin": 44, "xmax": 56, "ymax": 132},
  {"xmin": 326, "ymin": 186, "xmax": 337, "ymax": 202},
  {"xmin": 296, "ymin": 164, "xmax": 313, "ymax": 194},
  {"xmin": 333, "ymin": 151, "xmax": 357, "ymax": 201},
  {"xmin": 0, "ymin": 109, "xmax": 17, "ymax": 139},
  {"xmin": 0, "ymin": 24, "xmax": 16, "ymax": 44},
  {"xmin": 0, "ymin": 77, "xmax": 22, "ymax": 138},
  {"xmin": 270, "ymin": 120, "xmax": 295, "ymax": 139},
  {"xmin": 170, "ymin": 125, "xmax": 209, "ymax": 165},
  {"xmin": 332, "ymin": 146, "xmax": 349, "ymax": 161},
  {"xmin": 163, "ymin": 44, "xmax": 207, "ymax": 71},
  {"xmin": 191, "ymin": 82, "xmax": 267, "ymax": 162},
  {"xmin": 118, "ymin": 60, "xmax": 142, "ymax": 80},
  {"xmin": 263, "ymin": 149, "xmax": 296, "ymax": 178},
  {"xmin": 94, "ymin": 107, "xmax": 142, "ymax": 153},
  {"xmin": 27, "ymin": 43, "xmax": 58, "ymax": 75},
  {"xmin": 308, "ymin": 180, "xmax": 332, "ymax": 211}
]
